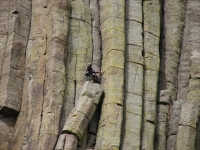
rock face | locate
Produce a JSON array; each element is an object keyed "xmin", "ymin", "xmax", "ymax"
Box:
[
  {"xmin": 56, "ymin": 81, "xmax": 103, "ymax": 150},
  {"xmin": 1, "ymin": 0, "xmax": 200, "ymax": 150}
]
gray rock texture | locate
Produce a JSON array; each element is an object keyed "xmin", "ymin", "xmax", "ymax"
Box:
[
  {"xmin": 121, "ymin": 0, "xmax": 143, "ymax": 149},
  {"xmin": 1, "ymin": 0, "xmax": 200, "ymax": 150},
  {"xmin": 56, "ymin": 81, "xmax": 103, "ymax": 150},
  {"xmin": 176, "ymin": 101, "xmax": 199, "ymax": 150},
  {"xmin": 142, "ymin": 1, "xmax": 160, "ymax": 149}
]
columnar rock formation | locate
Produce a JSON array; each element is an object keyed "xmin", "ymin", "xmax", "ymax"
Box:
[
  {"xmin": 95, "ymin": 0, "xmax": 125, "ymax": 149},
  {"xmin": 56, "ymin": 81, "xmax": 103, "ymax": 150},
  {"xmin": 142, "ymin": 1, "xmax": 160, "ymax": 149},
  {"xmin": 1, "ymin": 0, "xmax": 200, "ymax": 150},
  {"xmin": 122, "ymin": 0, "xmax": 143, "ymax": 149}
]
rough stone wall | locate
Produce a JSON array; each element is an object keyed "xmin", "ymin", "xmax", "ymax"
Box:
[
  {"xmin": 95, "ymin": 0, "xmax": 125, "ymax": 149},
  {"xmin": 2, "ymin": 0, "xmax": 200, "ymax": 150},
  {"xmin": 0, "ymin": 0, "xmax": 31, "ymax": 115},
  {"xmin": 159, "ymin": 0, "xmax": 186, "ymax": 150},
  {"xmin": 122, "ymin": 0, "xmax": 143, "ymax": 149},
  {"xmin": 142, "ymin": 1, "xmax": 160, "ymax": 150}
]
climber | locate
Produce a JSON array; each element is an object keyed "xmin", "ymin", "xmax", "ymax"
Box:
[
  {"xmin": 85, "ymin": 63, "xmax": 100, "ymax": 83},
  {"xmin": 85, "ymin": 63, "xmax": 93, "ymax": 81},
  {"xmin": 86, "ymin": 63, "xmax": 93, "ymax": 75},
  {"xmin": 92, "ymin": 70, "xmax": 100, "ymax": 80}
]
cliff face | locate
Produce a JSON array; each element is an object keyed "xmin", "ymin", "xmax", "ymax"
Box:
[{"xmin": 0, "ymin": 0, "xmax": 199, "ymax": 150}]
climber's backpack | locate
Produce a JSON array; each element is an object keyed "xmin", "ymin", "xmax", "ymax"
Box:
[{"xmin": 87, "ymin": 65, "xmax": 92, "ymax": 72}]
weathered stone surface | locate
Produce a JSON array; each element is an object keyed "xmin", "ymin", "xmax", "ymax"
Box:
[
  {"xmin": 62, "ymin": 82, "xmax": 103, "ymax": 139},
  {"xmin": 122, "ymin": 93, "xmax": 142, "ymax": 149},
  {"xmin": 56, "ymin": 82, "xmax": 103, "ymax": 150},
  {"xmin": 60, "ymin": 0, "xmax": 93, "ymax": 133},
  {"xmin": 185, "ymin": 1, "xmax": 200, "ymax": 146},
  {"xmin": 167, "ymin": 100, "xmax": 183, "ymax": 150},
  {"xmin": 0, "ymin": 0, "xmax": 31, "ymax": 115},
  {"xmin": 95, "ymin": 103, "xmax": 123, "ymax": 150},
  {"xmin": 176, "ymin": 0, "xmax": 198, "ymax": 103},
  {"xmin": 159, "ymin": 90, "xmax": 171, "ymax": 104},
  {"xmin": 159, "ymin": 0, "xmax": 185, "ymax": 102},
  {"xmin": 0, "ymin": 116, "xmax": 16, "ymax": 150},
  {"xmin": 168, "ymin": 1, "xmax": 200, "ymax": 150},
  {"xmin": 125, "ymin": 0, "xmax": 142, "ymax": 22},
  {"xmin": 90, "ymin": 0, "xmax": 101, "ymax": 72},
  {"xmin": 87, "ymin": 134, "xmax": 97, "ymax": 148},
  {"xmin": 176, "ymin": 101, "xmax": 199, "ymax": 150},
  {"xmin": 0, "ymin": 0, "xmax": 9, "ymax": 80},
  {"xmin": 155, "ymin": 90, "xmax": 170, "ymax": 150},
  {"xmin": 87, "ymin": 106, "xmax": 100, "ymax": 148},
  {"xmin": 95, "ymin": 0, "xmax": 125, "ymax": 149},
  {"xmin": 142, "ymin": 122, "xmax": 155, "ymax": 150},
  {"xmin": 122, "ymin": 1, "xmax": 143, "ymax": 145},
  {"xmin": 187, "ymin": 79, "xmax": 200, "ymax": 102},
  {"xmin": 55, "ymin": 134, "xmax": 66, "ymax": 150},
  {"xmin": 142, "ymin": 1, "xmax": 160, "ymax": 150},
  {"xmin": 64, "ymin": 134, "xmax": 78, "ymax": 150},
  {"xmin": 2, "ymin": 0, "xmax": 200, "ymax": 150},
  {"xmin": 177, "ymin": 126, "xmax": 196, "ymax": 150},
  {"xmin": 36, "ymin": 2, "xmax": 70, "ymax": 149},
  {"xmin": 77, "ymin": 128, "xmax": 88, "ymax": 149},
  {"xmin": 9, "ymin": 1, "xmax": 71, "ymax": 150}
]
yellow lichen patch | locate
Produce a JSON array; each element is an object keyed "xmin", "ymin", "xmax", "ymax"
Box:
[{"xmin": 95, "ymin": 0, "xmax": 125, "ymax": 149}]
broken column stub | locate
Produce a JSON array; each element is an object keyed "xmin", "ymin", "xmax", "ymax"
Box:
[
  {"xmin": 159, "ymin": 90, "xmax": 171, "ymax": 104},
  {"xmin": 176, "ymin": 101, "xmax": 199, "ymax": 150},
  {"xmin": 62, "ymin": 81, "xmax": 103, "ymax": 140}
]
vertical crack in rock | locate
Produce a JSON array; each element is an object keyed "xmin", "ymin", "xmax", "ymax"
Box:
[
  {"xmin": 0, "ymin": 116, "xmax": 16, "ymax": 150},
  {"xmin": 73, "ymin": 80, "xmax": 76, "ymax": 105},
  {"xmin": 157, "ymin": 0, "xmax": 186, "ymax": 150},
  {"xmin": 18, "ymin": 0, "xmax": 48, "ymax": 148},
  {"xmin": 155, "ymin": 90, "xmax": 170, "ymax": 150},
  {"xmin": 37, "ymin": 36, "xmax": 46, "ymax": 149},
  {"xmin": 57, "ymin": 81, "xmax": 103, "ymax": 150},
  {"xmin": 87, "ymin": 0, "xmax": 102, "ymax": 148},
  {"xmin": 59, "ymin": 0, "xmax": 93, "ymax": 149},
  {"xmin": 167, "ymin": 0, "xmax": 200, "ymax": 150},
  {"xmin": 10, "ymin": 0, "xmax": 70, "ymax": 149},
  {"xmin": 121, "ymin": 0, "xmax": 143, "ymax": 150},
  {"xmin": 55, "ymin": 134, "xmax": 66, "ymax": 150},
  {"xmin": 90, "ymin": 0, "xmax": 102, "ymax": 72},
  {"xmin": 95, "ymin": 0, "xmax": 125, "ymax": 149},
  {"xmin": 37, "ymin": 1, "xmax": 71, "ymax": 150},
  {"xmin": 176, "ymin": 101, "xmax": 199, "ymax": 150},
  {"xmin": 0, "ymin": 0, "xmax": 10, "ymax": 82},
  {"xmin": 159, "ymin": 0, "xmax": 185, "ymax": 103},
  {"xmin": 1, "ymin": 0, "xmax": 200, "ymax": 150},
  {"xmin": 0, "ymin": 0, "xmax": 32, "ymax": 149},
  {"xmin": 0, "ymin": 2, "xmax": 9, "ymax": 85},
  {"xmin": 142, "ymin": 0, "xmax": 161, "ymax": 150},
  {"xmin": 175, "ymin": 1, "xmax": 200, "ymax": 150},
  {"xmin": 0, "ymin": 0, "xmax": 31, "ymax": 116}
]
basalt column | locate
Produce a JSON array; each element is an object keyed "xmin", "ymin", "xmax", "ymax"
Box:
[
  {"xmin": 0, "ymin": 0, "xmax": 31, "ymax": 116},
  {"xmin": 142, "ymin": 0, "xmax": 160, "ymax": 150},
  {"xmin": 87, "ymin": 0, "xmax": 102, "ymax": 148},
  {"xmin": 60, "ymin": 0, "xmax": 93, "ymax": 149},
  {"xmin": 95, "ymin": 0, "xmax": 125, "ymax": 149},
  {"xmin": 121, "ymin": 0, "xmax": 143, "ymax": 149},
  {"xmin": 10, "ymin": 0, "xmax": 70, "ymax": 149},
  {"xmin": 167, "ymin": 0, "xmax": 200, "ymax": 149},
  {"xmin": 11, "ymin": 1, "xmax": 48, "ymax": 149},
  {"xmin": 157, "ymin": 0, "xmax": 185, "ymax": 150},
  {"xmin": 166, "ymin": 0, "xmax": 190, "ymax": 148},
  {"xmin": 176, "ymin": 0, "xmax": 200, "ymax": 149},
  {"xmin": 37, "ymin": 1, "xmax": 70, "ymax": 149},
  {"xmin": 0, "ymin": 0, "xmax": 31, "ymax": 149}
]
